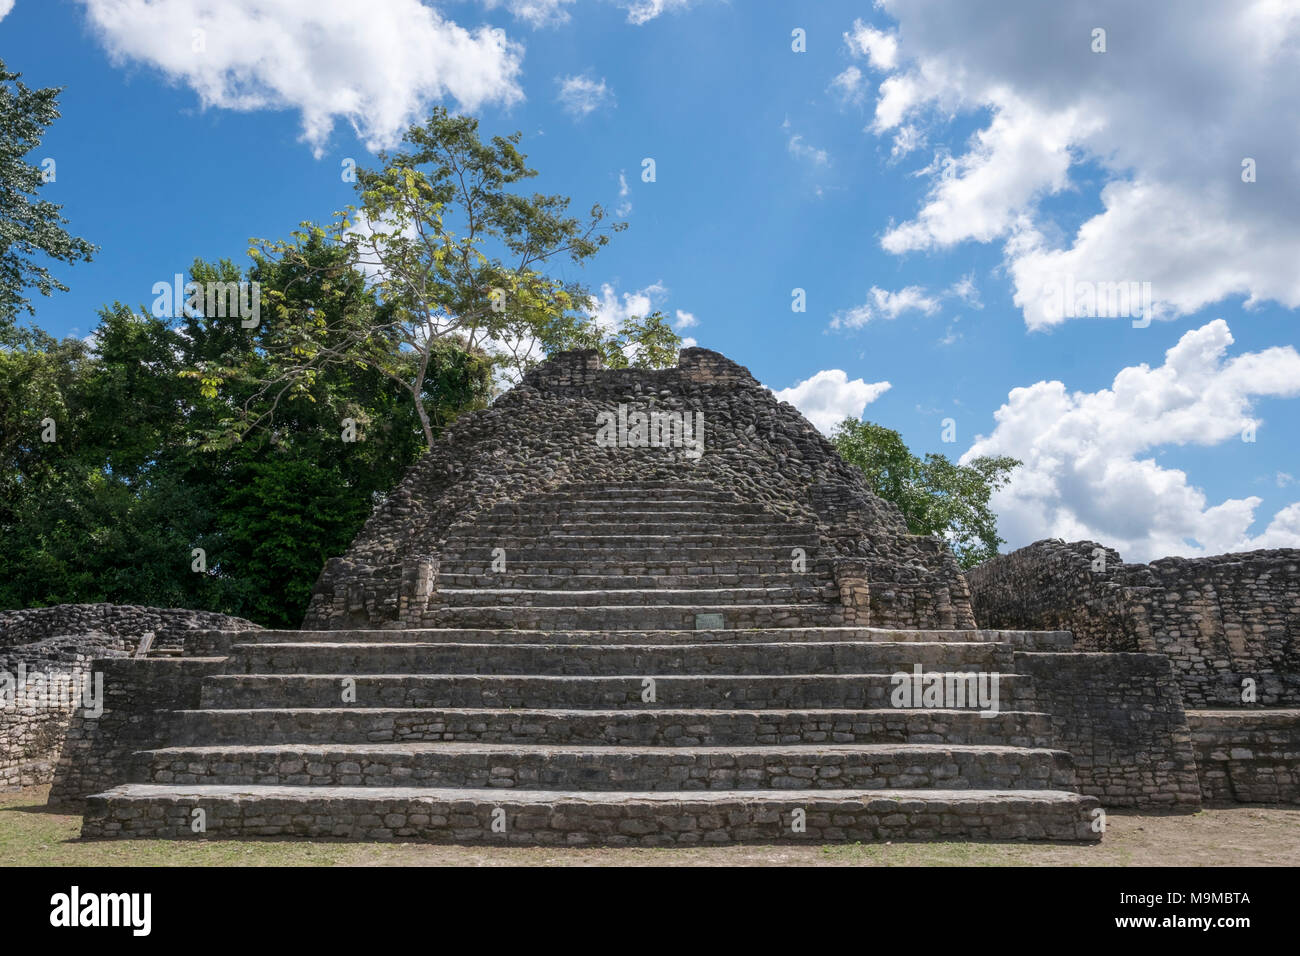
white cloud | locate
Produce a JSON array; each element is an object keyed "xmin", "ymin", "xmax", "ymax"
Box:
[
  {"xmin": 622, "ymin": 0, "xmax": 695, "ymax": 25},
  {"xmin": 888, "ymin": 123, "xmax": 925, "ymax": 160},
  {"xmin": 587, "ymin": 281, "xmax": 667, "ymax": 332},
  {"xmin": 962, "ymin": 320, "xmax": 1300, "ymax": 561},
  {"xmin": 482, "ymin": 0, "xmax": 574, "ymax": 28},
  {"xmin": 673, "ymin": 309, "xmax": 698, "ymax": 329},
  {"xmin": 557, "ymin": 73, "xmax": 614, "ymax": 117},
  {"xmin": 615, "ymin": 171, "xmax": 632, "ymax": 216},
  {"xmin": 787, "ymin": 134, "xmax": 828, "ymax": 166},
  {"xmin": 844, "ymin": 18, "xmax": 899, "ymax": 71},
  {"xmin": 772, "ymin": 370, "xmax": 892, "ymax": 434},
  {"xmin": 948, "ymin": 272, "xmax": 982, "ymax": 308},
  {"xmin": 77, "ymin": 0, "xmax": 524, "ymax": 157},
  {"xmin": 865, "ymin": 0, "xmax": 1300, "ymax": 327},
  {"xmin": 0, "ymin": 0, "xmax": 13, "ymax": 21},
  {"xmin": 829, "ymin": 66, "xmax": 867, "ymax": 106},
  {"xmin": 831, "ymin": 285, "xmax": 940, "ymax": 329},
  {"xmin": 783, "ymin": 117, "xmax": 830, "ymax": 167}
]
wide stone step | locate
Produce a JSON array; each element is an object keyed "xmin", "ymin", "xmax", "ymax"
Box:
[
  {"xmin": 484, "ymin": 502, "xmax": 785, "ymax": 516},
  {"xmin": 479, "ymin": 517, "xmax": 793, "ymax": 535},
  {"xmin": 185, "ymin": 628, "xmax": 1073, "ymax": 656},
  {"xmin": 534, "ymin": 484, "xmax": 740, "ymax": 499},
  {"xmin": 420, "ymin": 603, "xmax": 843, "ymax": 630},
  {"xmin": 436, "ymin": 571, "xmax": 827, "ymax": 589},
  {"xmin": 469, "ymin": 515, "xmax": 811, "ymax": 532},
  {"xmin": 225, "ymin": 640, "xmax": 1011, "ymax": 676},
  {"xmin": 200, "ymin": 672, "xmax": 1027, "ymax": 710},
  {"xmin": 141, "ymin": 742, "xmax": 1077, "ymax": 791},
  {"xmin": 435, "ymin": 586, "xmax": 827, "ymax": 607},
  {"xmin": 442, "ymin": 531, "xmax": 815, "ymax": 545},
  {"xmin": 437, "ymin": 559, "xmax": 818, "ymax": 577},
  {"xmin": 82, "ymin": 785, "xmax": 1101, "ymax": 843},
  {"xmin": 169, "ymin": 706, "xmax": 1059, "ymax": 747}
]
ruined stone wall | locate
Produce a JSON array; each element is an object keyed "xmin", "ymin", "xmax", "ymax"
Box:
[
  {"xmin": 0, "ymin": 634, "xmax": 128, "ymax": 789},
  {"xmin": 1186, "ymin": 710, "xmax": 1300, "ymax": 804},
  {"xmin": 968, "ymin": 540, "xmax": 1300, "ymax": 707},
  {"xmin": 1, "ymin": 604, "xmax": 257, "ymax": 790},
  {"xmin": 1012, "ymin": 652, "xmax": 1202, "ymax": 810},
  {"xmin": 305, "ymin": 348, "xmax": 975, "ymax": 631},
  {"xmin": 1, "ymin": 603, "xmax": 260, "ymax": 653},
  {"xmin": 47, "ymin": 658, "xmax": 225, "ymax": 807}
]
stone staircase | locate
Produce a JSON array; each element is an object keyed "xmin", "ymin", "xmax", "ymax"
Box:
[{"xmin": 82, "ymin": 481, "xmax": 1099, "ymax": 844}]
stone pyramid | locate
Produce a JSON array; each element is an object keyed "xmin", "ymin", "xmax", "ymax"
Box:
[{"xmin": 80, "ymin": 349, "xmax": 1103, "ymax": 843}]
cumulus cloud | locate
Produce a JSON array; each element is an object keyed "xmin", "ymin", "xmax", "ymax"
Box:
[
  {"xmin": 844, "ymin": 18, "xmax": 899, "ymax": 71},
  {"xmin": 0, "ymin": 0, "xmax": 13, "ymax": 21},
  {"xmin": 962, "ymin": 320, "xmax": 1300, "ymax": 561},
  {"xmin": 77, "ymin": 0, "xmax": 523, "ymax": 157},
  {"xmin": 557, "ymin": 73, "xmax": 614, "ymax": 117},
  {"xmin": 673, "ymin": 309, "xmax": 698, "ymax": 329},
  {"xmin": 772, "ymin": 370, "xmax": 892, "ymax": 434},
  {"xmin": 587, "ymin": 281, "xmax": 667, "ymax": 333},
  {"xmin": 860, "ymin": 0, "xmax": 1300, "ymax": 328},
  {"xmin": 831, "ymin": 285, "xmax": 940, "ymax": 329}
]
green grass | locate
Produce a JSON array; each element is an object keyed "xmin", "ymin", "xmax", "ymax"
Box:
[{"xmin": 2, "ymin": 786, "xmax": 1294, "ymax": 867}]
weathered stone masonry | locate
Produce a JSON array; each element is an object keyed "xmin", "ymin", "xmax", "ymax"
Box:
[
  {"xmin": 304, "ymin": 349, "xmax": 976, "ymax": 632},
  {"xmin": 968, "ymin": 540, "xmax": 1300, "ymax": 803},
  {"xmin": 1, "ymin": 605, "xmax": 257, "ymax": 791},
  {"xmin": 966, "ymin": 539, "xmax": 1300, "ymax": 708}
]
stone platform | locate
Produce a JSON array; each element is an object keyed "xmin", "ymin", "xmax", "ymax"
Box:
[{"xmin": 78, "ymin": 479, "xmax": 1108, "ymax": 843}]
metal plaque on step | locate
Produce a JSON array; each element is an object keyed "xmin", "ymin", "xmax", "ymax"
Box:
[{"xmin": 695, "ymin": 612, "xmax": 725, "ymax": 630}]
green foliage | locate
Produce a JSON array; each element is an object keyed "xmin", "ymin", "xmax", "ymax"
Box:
[
  {"xmin": 0, "ymin": 59, "xmax": 95, "ymax": 326},
  {"xmin": 0, "ymin": 250, "xmax": 490, "ymax": 626},
  {"xmin": 831, "ymin": 418, "xmax": 1020, "ymax": 568},
  {"xmin": 246, "ymin": 108, "xmax": 676, "ymax": 448}
]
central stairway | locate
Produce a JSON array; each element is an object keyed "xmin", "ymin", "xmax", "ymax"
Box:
[{"xmin": 82, "ymin": 482, "xmax": 1099, "ymax": 844}]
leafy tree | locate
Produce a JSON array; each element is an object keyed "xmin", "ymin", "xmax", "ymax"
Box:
[
  {"xmin": 0, "ymin": 247, "xmax": 492, "ymax": 625},
  {"xmin": 0, "ymin": 59, "xmax": 95, "ymax": 326},
  {"xmin": 237, "ymin": 108, "xmax": 677, "ymax": 449},
  {"xmin": 831, "ymin": 418, "xmax": 1020, "ymax": 568}
]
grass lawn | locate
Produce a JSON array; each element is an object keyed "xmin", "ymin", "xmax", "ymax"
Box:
[{"xmin": 4, "ymin": 785, "xmax": 1297, "ymax": 866}]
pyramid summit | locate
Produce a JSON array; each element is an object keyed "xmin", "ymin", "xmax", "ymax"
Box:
[{"xmin": 304, "ymin": 347, "xmax": 975, "ymax": 633}]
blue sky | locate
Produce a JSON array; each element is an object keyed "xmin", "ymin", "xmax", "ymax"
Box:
[{"xmin": 4, "ymin": 0, "xmax": 1299, "ymax": 562}]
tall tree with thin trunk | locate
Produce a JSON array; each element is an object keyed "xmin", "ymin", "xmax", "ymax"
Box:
[
  {"xmin": 0, "ymin": 59, "xmax": 95, "ymax": 326},
  {"xmin": 236, "ymin": 108, "xmax": 673, "ymax": 451}
]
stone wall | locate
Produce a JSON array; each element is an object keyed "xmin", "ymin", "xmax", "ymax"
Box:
[
  {"xmin": 1, "ymin": 603, "xmax": 260, "ymax": 653},
  {"xmin": 1, "ymin": 604, "xmax": 257, "ymax": 790},
  {"xmin": 47, "ymin": 657, "xmax": 226, "ymax": 808},
  {"xmin": 1186, "ymin": 710, "xmax": 1300, "ymax": 804},
  {"xmin": 968, "ymin": 540, "xmax": 1300, "ymax": 707},
  {"xmin": 305, "ymin": 348, "xmax": 975, "ymax": 631},
  {"xmin": 1012, "ymin": 651, "xmax": 1203, "ymax": 810},
  {"xmin": 0, "ymin": 634, "xmax": 128, "ymax": 789}
]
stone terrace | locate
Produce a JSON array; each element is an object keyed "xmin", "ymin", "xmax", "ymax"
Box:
[{"xmin": 80, "ymin": 477, "xmax": 1102, "ymax": 844}]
